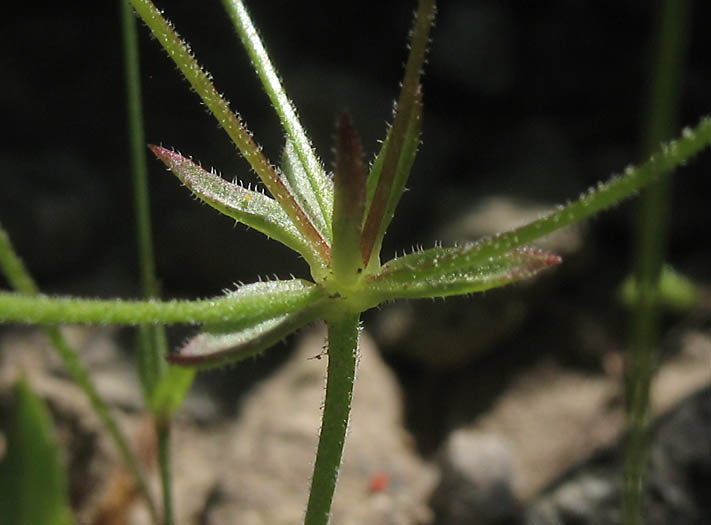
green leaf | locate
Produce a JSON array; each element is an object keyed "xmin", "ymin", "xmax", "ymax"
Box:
[
  {"xmin": 332, "ymin": 113, "xmax": 367, "ymax": 284},
  {"xmin": 281, "ymin": 140, "xmax": 329, "ymax": 240},
  {"xmin": 150, "ymin": 145, "xmax": 322, "ymax": 264},
  {"xmin": 221, "ymin": 0, "xmax": 334, "ymax": 233},
  {"xmin": 168, "ymin": 300, "xmax": 326, "ymax": 370},
  {"xmin": 619, "ymin": 264, "xmax": 698, "ymax": 312},
  {"xmin": 148, "ymin": 365, "xmax": 196, "ymax": 417},
  {"xmin": 365, "ymin": 246, "xmax": 561, "ymax": 301},
  {"xmin": 363, "ymin": 89, "xmax": 422, "ymax": 266},
  {"xmin": 0, "ymin": 378, "xmax": 74, "ymax": 525},
  {"xmin": 361, "ymin": 0, "xmax": 435, "ymax": 266}
]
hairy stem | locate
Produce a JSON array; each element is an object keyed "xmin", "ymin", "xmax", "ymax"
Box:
[
  {"xmin": 623, "ymin": 0, "xmax": 691, "ymax": 522},
  {"xmin": 0, "ymin": 286, "xmax": 323, "ymax": 326},
  {"xmin": 121, "ymin": 2, "xmax": 174, "ymax": 522},
  {"xmin": 0, "ymin": 223, "xmax": 160, "ymax": 524},
  {"xmin": 305, "ymin": 315, "xmax": 360, "ymax": 525},
  {"xmin": 221, "ymin": 0, "xmax": 332, "ymax": 237}
]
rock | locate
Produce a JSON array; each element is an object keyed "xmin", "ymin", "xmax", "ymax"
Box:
[
  {"xmin": 525, "ymin": 386, "xmax": 711, "ymax": 525},
  {"xmin": 169, "ymin": 325, "xmax": 436, "ymax": 524},
  {"xmin": 431, "ymin": 430, "xmax": 518, "ymax": 524},
  {"xmin": 0, "ymin": 323, "xmax": 436, "ymax": 524}
]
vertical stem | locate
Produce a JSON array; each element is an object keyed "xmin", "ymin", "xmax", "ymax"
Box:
[
  {"xmin": 623, "ymin": 1, "xmax": 691, "ymax": 523},
  {"xmin": 122, "ymin": 0, "xmax": 157, "ymax": 299},
  {"xmin": 305, "ymin": 314, "xmax": 360, "ymax": 525},
  {"xmin": 121, "ymin": 2, "xmax": 173, "ymax": 523},
  {"xmin": 157, "ymin": 421, "xmax": 173, "ymax": 525}
]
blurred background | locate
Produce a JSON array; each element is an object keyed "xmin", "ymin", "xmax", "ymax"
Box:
[{"xmin": 1, "ymin": 1, "xmax": 710, "ymax": 523}]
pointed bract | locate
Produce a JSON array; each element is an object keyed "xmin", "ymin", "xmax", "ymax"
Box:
[{"xmin": 332, "ymin": 113, "xmax": 367, "ymax": 283}]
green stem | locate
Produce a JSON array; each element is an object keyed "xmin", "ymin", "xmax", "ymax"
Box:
[
  {"xmin": 0, "ymin": 286, "xmax": 322, "ymax": 325},
  {"xmin": 0, "ymin": 223, "xmax": 160, "ymax": 524},
  {"xmin": 623, "ymin": 1, "xmax": 691, "ymax": 523},
  {"xmin": 156, "ymin": 420, "xmax": 173, "ymax": 525},
  {"xmin": 220, "ymin": 0, "xmax": 332, "ymax": 237},
  {"xmin": 122, "ymin": 0, "xmax": 158, "ymax": 300},
  {"xmin": 305, "ymin": 314, "xmax": 360, "ymax": 525},
  {"xmin": 120, "ymin": 3, "xmax": 174, "ymax": 523}
]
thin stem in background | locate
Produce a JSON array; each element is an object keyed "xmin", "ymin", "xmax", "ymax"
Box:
[
  {"xmin": 0, "ymin": 224, "xmax": 160, "ymax": 525},
  {"xmin": 623, "ymin": 0, "xmax": 691, "ymax": 523},
  {"xmin": 304, "ymin": 314, "xmax": 360, "ymax": 525},
  {"xmin": 121, "ymin": 1, "xmax": 174, "ymax": 522}
]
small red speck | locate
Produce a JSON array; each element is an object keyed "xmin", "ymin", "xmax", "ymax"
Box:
[{"xmin": 368, "ymin": 472, "xmax": 390, "ymax": 494}]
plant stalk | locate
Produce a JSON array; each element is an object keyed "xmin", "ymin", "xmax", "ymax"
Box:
[
  {"xmin": 304, "ymin": 315, "xmax": 360, "ymax": 525},
  {"xmin": 156, "ymin": 420, "xmax": 174, "ymax": 525},
  {"xmin": 121, "ymin": 1, "xmax": 174, "ymax": 522},
  {"xmin": 623, "ymin": 0, "xmax": 691, "ymax": 523}
]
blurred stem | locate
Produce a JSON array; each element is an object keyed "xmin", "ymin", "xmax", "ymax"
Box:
[
  {"xmin": 0, "ymin": 223, "xmax": 160, "ymax": 525},
  {"xmin": 624, "ymin": 1, "xmax": 691, "ymax": 523},
  {"xmin": 304, "ymin": 315, "xmax": 360, "ymax": 525},
  {"xmin": 157, "ymin": 421, "xmax": 173, "ymax": 525},
  {"xmin": 121, "ymin": 1, "xmax": 173, "ymax": 524}
]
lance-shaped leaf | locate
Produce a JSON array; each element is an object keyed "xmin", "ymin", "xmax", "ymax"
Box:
[
  {"xmin": 149, "ymin": 366, "xmax": 196, "ymax": 418},
  {"xmin": 0, "ymin": 379, "xmax": 73, "ymax": 525},
  {"xmin": 281, "ymin": 140, "xmax": 329, "ymax": 240},
  {"xmin": 222, "ymin": 0, "xmax": 333, "ymax": 235},
  {"xmin": 129, "ymin": 0, "xmax": 329, "ymax": 265},
  {"xmin": 361, "ymin": 0, "xmax": 435, "ymax": 266},
  {"xmin": 167, "ymin": 299, "xmax": 326, "ymax": 370},
  {"xmin": 150, "ymin": 145, "xmax": 322, "ymax": 266},
  {"xmin": 362, "ymin": 89, "xmax": 422, "ymax": 265},
  {"xmin": 332, "ymin": 113, "xmax": 367, "ymax": 284},
  {"xmin": 364, "ymin": 246, "xmax": 561, "ymax": 302}
]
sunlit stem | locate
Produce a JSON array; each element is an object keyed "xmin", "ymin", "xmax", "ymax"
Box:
[
  {"xmin": 305, "ymin": 314, "xmax": 360, "ymax": 525},
  {"xmin": 221, "ymin": 0, "xmax": 333, "ymax": 238}
]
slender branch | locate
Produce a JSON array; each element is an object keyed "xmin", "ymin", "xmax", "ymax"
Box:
[
  {"xmin": 121, "ymin": 3, "xmax": 175, "ymax": 523},
  {"xmin": 391, "ymin": 116, "xmax": 711, "ymax": 277},
  {"xmin": 304, "ymin": 314, "xmax": 360, "ymax": 525},
  {"xmin": 0, "ymin": 286, "xmax": 324, "ymax": 326},
  {"xmin": 221, "ymin": 0, "xmax": 333, "ymax": 238},
  {"xmin": 156, "ymin": 421, "xmax": 173, "ymax": 525},
  {"xmin": 122, "ymin": 0, "xmax": 158, "ymax": 300}
]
